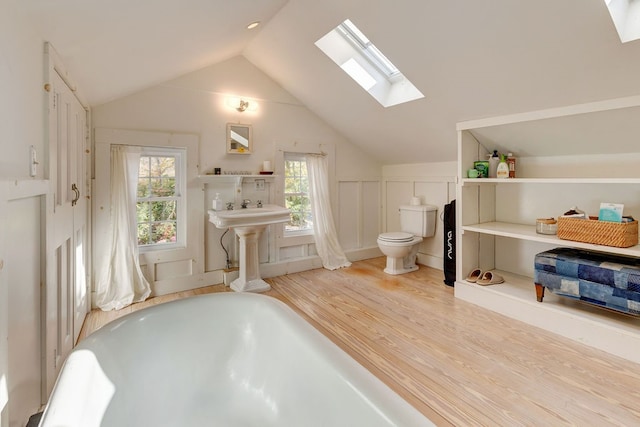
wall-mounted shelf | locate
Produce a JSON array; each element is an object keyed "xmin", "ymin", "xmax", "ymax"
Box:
[{"xmin": 197, "ymin": 174, "xmax": 277, "ymax": 184}]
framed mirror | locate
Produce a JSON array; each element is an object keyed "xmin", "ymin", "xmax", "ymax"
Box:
[{"xmin": 227, "ymin": 123, "xmax": 252, "ymax": 154}]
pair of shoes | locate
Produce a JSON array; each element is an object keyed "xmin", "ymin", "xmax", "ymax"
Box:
[
  {"xmin": 465, "ymin": 268, "xmax": 482, "ymax": 283},
  {"xmin": 477, "ymin": 271, "xmax": 504, "ymax": 286}
]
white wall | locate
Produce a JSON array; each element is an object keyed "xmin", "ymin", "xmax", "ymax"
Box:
[
  {"xmin": 0, "ymin": 3, "xmax": 45, "ymax": 180},
  {"xmin": 92, "ymin": 56, "xmax": 383, "ymax": 289},
  {"xmin": 382, "ymin": 162, "xmax": 457, "ymax": 270},
  {"xmin": 0, "ymin": 2, "xmax": 48, "ymax": 426}
]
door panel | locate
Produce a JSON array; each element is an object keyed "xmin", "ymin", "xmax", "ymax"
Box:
[{"xmin": 45, "ymin": 70, "xmax": 88, "ymax": 395}]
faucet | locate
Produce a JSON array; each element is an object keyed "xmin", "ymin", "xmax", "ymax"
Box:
[
  {"xmin": 241, "ymin": 199, "xmax": 251, "ymax": 209},
  {"xmin": 226, "ymin": 202, "xmax": 234, "ymax": 210},
  {"xmin": 256, "ymin": 200, "xmax": 263, "ymax": 208}
]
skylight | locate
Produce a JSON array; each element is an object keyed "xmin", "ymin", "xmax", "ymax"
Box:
[
  {"xmin": 340, "ymin": 58, "xmax": 376, "ymax": 90},
  {"xmin": 315, "ymin": 19, "xmax": 424, "ymax": 108},
  {"xmin": 605, "ymin": 0, "xmax": 640, "ymax": 43}
]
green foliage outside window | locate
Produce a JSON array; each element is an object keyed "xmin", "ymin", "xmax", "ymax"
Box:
[{"xmin": 137, "ymin": 155, "xmax": 178, "ymax": 246}]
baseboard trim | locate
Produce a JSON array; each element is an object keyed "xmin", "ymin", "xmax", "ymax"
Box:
[{"xmin": 144, "ymin": 247, "xmax": 440, "ymax": 299}]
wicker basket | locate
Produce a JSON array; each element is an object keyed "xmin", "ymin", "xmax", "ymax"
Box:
[{"xmin": 557, "ymin": 217, "xmax": 638, "ymax": 248}]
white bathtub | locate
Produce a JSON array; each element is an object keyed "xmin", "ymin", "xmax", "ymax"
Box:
[{"xmin": 40, "ymin": 293, "xmax": 434, "ymax": 426}]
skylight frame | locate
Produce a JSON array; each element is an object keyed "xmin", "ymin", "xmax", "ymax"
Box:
[{"xmin": 337, "ymin": 19, "xmax": 400, "ymax": 80}]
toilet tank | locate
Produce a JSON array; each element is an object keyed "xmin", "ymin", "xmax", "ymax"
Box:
[{"xmin": 399, "ymin": 205, "xmax": 437, "ymax": 237}]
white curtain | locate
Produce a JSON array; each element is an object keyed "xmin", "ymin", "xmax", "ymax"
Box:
[
  {"xmin": 95, "ymin": 145, "xmax": 151, "ymax": 310},
  {"xmin": 306, "ymin": 154, "xmax": 351, "ymax": 270}
]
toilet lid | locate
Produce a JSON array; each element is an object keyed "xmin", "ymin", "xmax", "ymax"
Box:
[{"xmin": 378, "ymin": 232, "xmax": 415, "ymax": 243}]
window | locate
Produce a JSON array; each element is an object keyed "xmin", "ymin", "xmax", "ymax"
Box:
[
  {"xmin": 136, "ymin": 147, "xmax": 186, "ymax": 249},
  {"xmin": 284, "ymin": 154, "xmax": 313, "ymax": 234},
  {"xmin": 315, "ymin": 18, "xmax": 424, "ymax": 107},
  {"xmin": 605, "ymin": 0, "xmax": 640, "ymax": 43}
]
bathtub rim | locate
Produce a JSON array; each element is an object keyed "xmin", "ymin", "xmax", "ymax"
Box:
[{"xmin": 40, "ymin": 292, "xmax": 435, "ymax": 427}]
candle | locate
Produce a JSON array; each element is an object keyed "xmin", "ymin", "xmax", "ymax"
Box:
[{"xmin": 263, "ymin": 160, "xmax": 272, "ymax": 172}]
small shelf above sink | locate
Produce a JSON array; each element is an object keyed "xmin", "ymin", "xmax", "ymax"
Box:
[{"xmin": 198, "ymin": 174, "xmax": 277, "ymax": 184}]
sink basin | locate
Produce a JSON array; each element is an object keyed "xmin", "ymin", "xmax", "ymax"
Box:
[{"xmin": 208, "ymin": 204, "xmax": 291, "ymax": 229}]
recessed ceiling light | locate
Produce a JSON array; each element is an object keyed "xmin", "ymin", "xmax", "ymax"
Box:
[{"xmin": 247, "ymin": 21, "xmax": 260, "ymax": 30}]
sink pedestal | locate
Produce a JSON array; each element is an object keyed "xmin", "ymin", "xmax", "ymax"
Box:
[{"xmin": 230, "ymin": 225, "xmax": 271, "ymax": 293}]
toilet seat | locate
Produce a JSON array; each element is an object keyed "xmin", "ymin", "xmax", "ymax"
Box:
[{"xmin": 377, "ymin": 232, "xmax": 415, "ymax": 243}]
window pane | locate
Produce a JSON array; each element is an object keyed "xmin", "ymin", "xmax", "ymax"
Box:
[
  {"xmin": 285, "ymin": 177, "xmax": 299, "ymax": 193},
  {"xmin": 150, "ymin": 177, "xmax": 175, "ymax": 197},
  {"xmin": 137, "ymin": 177, "xmax": 150, "ymax": 198},
  {"xmin": 151, "ymin": 156, "xmax": 175, "ymax": 177},
  {"xmin": 150, "ymin": 200, "xmax": 177, "ymax": 222},
  {"xmin": 137, "ymin": 201, "xmax": 150, "ymax": 222},
  {"xmin": 139, "ymin": 156, "xmax": 150, "ymax": 178},
  {"xmin": 137, "ymin": 223, "xmax": 150, "ymax": 245},
  {"xmin": 151, "ymin": 222, "xmax": 176, "ymax": 244}
]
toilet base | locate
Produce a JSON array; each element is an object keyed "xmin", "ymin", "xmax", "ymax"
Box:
[
  {"xmin": 383, "ymin": 255, "xmax": 419, "ymax": 275},
  {"xmin": 383, "ymin": 264, "xmax": 419, "ymax": 275}
]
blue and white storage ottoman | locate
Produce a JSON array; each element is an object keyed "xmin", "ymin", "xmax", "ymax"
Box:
[{"xmin": 534, "ymin": 247, "xmax": 640, "ymax": 316}]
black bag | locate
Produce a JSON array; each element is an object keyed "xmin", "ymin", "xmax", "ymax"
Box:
[{"xmin": 443, "ymin": 199, "xmax": 456, "ymax": 286}]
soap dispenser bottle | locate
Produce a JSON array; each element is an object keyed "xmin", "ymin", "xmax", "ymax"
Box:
[
  {"xmin": 488, "ymin": 150, "xmax": 500, "ymax": 178},
  {"xmin": 212, "ymin": 193, "xmax": 223, "ymax": 210},
  {"xmin": 496, "ymin": 154, "xmax": 509, "ymax": 179}
]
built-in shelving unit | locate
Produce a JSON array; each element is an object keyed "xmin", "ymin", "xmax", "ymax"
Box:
[{"xmin": 455, "ymin": 95, "xmax": 640, "ymax": 364}]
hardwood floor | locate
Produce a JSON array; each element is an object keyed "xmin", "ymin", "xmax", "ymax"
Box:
[{"xmin": 79, "ymin": 258, "xmax": 640, "ymax": 426}]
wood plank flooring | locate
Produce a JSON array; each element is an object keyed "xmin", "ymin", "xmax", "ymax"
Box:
[{"xmin": 79, "ymin": 258, "xmax": 640, "ymax": 426}]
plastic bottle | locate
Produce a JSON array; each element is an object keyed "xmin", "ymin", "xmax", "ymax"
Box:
[
  {"xmin": 488, "ymin": 150, "xmax": 500, "ymax": 178},
  {"xmin": 212, "ymin": 193, "xmax": 223, "ymax": 210},
  {"xmin": 496, "ymin": 154, "xmax": 509, "ymax": 179},
  {"xmin": 506, "ymin": 152, "xmax": 516, "ymax": 178}
]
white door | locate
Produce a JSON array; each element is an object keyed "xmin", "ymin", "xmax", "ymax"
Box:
[{"xmin": 44, "ymin": 70, "xmax": 89, "ymax": 394}]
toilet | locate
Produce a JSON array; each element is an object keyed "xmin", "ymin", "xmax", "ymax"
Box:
[{"xmin": 377, "ymin": 204, "xmax": 437, "ymax": 275}]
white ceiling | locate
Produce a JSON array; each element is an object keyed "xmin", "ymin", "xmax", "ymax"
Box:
[{"xmin": 15, "ymin": 0, "xmax": 640, "ymax": 164}]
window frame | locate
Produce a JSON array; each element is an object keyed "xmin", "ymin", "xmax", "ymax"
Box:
[
  {"xmin": 283, "ymin": 152, "xmax": 314, "ymax": 237},
  {"xmin": 136, "ymin": 146, "xmax": 187, "ymax": 252}
]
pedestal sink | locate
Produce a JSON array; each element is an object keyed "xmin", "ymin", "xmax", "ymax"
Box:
[{"xmin": 208, "ymin": 204, "xmax": 290, "ymax": 293}]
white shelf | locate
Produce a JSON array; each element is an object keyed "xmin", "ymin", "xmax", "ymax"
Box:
[
  {"xmin": 462, "ymin": 221, "xmax": 640, "ymax": 256},
  {"xmin": 198, "ymin": 174, "xmax": 276, "ymax": 184},
  {"xmin": 461, "ymin": 177, "xmax": 640, "ymax": 185}
]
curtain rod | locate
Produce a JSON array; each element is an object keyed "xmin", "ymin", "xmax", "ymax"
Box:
[{"xmin": 278, "ymin": 148, "xmax": 326, "ymax": 156}]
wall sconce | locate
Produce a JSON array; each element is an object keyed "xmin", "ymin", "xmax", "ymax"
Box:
[
  {"xmin": 227, "ymin": 97, "xmax": 258, "ymax": 113},
  {"xmin": 237, "ymin": 99, "xmax": 250, "ymax": 112}
]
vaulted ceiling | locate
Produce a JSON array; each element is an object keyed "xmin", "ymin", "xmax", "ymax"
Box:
[{"xmin": 15, "ymin": 0, "xmax": 640, "ymax": 164}]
